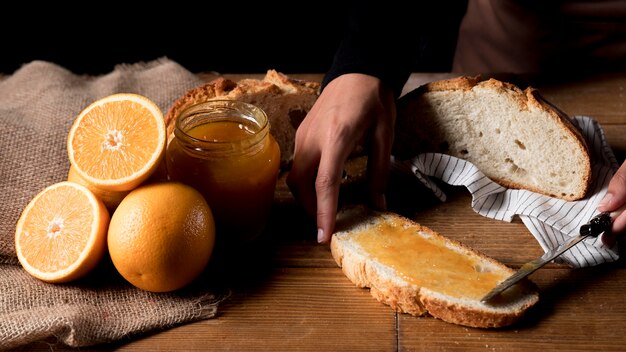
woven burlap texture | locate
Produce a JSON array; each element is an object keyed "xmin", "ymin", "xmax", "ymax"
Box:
[{"xmin": 0, "ymin": 59, "xmax": 224, "ymax": 349}]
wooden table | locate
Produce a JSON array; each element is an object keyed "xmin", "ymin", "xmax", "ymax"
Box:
[{"xmin": 34, "ymin": 72, "xmax": 626, "ymax": 351}]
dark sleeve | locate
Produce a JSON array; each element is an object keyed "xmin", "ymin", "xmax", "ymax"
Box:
[{"xmin": 322, "ymin": 1, "xmax": 463, "ymax": 97}]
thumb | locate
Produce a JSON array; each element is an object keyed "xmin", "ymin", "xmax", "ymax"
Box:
[{"xmin": 599, "ymin": 162, "xmax": 626, "ymax": 245}]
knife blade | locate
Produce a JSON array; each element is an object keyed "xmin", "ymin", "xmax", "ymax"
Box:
[{"xmin": 481, "ymin": 210, "xmax": 615, "ymax": 303}]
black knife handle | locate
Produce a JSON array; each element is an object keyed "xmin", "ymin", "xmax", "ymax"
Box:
[{"xmin": 579, "ymin": 212, "xmax": 612, "ymax": 237}]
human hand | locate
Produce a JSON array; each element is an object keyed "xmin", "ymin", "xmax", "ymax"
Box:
[
  {"xmin": 598, "ymin": 160, "xmax": 626, "ymax": 246},
  {"xmin": 287, "ymin": 73, "xmax": 396, "ymax": 243}
]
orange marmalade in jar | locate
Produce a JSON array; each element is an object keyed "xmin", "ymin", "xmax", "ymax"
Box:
[{"xmin": 166, "ymin": 100, "xmax": 280, "ymax": 244}]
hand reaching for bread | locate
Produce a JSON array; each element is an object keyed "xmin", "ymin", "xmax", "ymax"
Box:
[{"xmin": 287, "ymin": 73, "xmax": 396, "ymax": 243}]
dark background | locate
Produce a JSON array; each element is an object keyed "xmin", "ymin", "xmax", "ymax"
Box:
[
  {"xmin": 0, "ymin": 2, "xmax": 463, "ymax": 76},
  {"xmin": 0, "ymin": 3, "xmax": 351, "ymax": 75},
  {"xmin": 5, "ymin": 3, "xmax": 626, "ymax": 77}
]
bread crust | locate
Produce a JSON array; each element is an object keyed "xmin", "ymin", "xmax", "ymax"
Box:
[
  {"xmin": 164, "ymin": 70, "xmax": 320, "ymax": 168},
  {"xmin": 331, "ymin": 206, "xmax": 539, "ymax": 328},
  {"xmin": 394, "ymin": 76, "xmax": 592, "ymax": 200},
  {"xmin": 421, "ymin": 75, "xmax": 482, "ymax": 92}
]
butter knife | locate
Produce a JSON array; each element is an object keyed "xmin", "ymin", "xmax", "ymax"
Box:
[{"xmin": 481, "ymin": 211, "xmax": 614, "ymax": 303}]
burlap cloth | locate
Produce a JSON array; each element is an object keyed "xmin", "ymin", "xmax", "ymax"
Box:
[{"xmin": 0, "ymin": 59, "xmax": 227, "ymax": 349}]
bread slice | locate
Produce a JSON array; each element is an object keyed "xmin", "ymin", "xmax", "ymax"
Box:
[
  {"xmin": 331, "ymin": 206, "xmax": 539, "ymax": 328},
  {"xmin": 394, "ymin": 76, "xmax": 591, "ymax": 200},
  {"xmin": 165, "ymin": 70, "xmax": 319, "ymax": 168}
]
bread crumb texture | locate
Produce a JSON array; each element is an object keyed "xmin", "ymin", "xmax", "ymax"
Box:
[{"xmin": 395, "ymin": 76, "xmax": 591, "ymax": 201}]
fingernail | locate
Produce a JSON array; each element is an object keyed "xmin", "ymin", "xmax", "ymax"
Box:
[
  {"xmin": 598, "ymin": 193, "xmax": 613, "ymax": 210},
  {"xmin": 317, "ymin": 228, "xmax": 325, "ymax": 243}
]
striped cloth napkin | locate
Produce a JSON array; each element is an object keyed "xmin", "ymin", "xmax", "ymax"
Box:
[{"xmin": 397, "ymin": 116, "xmax": 619, "ymax": 268}]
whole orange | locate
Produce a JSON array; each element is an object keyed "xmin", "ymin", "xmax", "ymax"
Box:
[{"xmin": 108, "ymin": 182, "xmax": 215, "ymax": 292}]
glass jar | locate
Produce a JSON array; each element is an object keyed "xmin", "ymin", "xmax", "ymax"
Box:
[{"xmin": 166, "ymin": 100, "xmax": 280, "ymax": 244}]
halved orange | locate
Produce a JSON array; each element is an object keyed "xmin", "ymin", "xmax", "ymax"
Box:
[
  {"xmin": 67, "ymin": 93, "xmax": 166, "ymax": 192},
  {"xmin": 15, "ymin": 182, "xmax": 109, "ymax": 283}
]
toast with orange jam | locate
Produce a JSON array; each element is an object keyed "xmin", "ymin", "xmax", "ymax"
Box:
[{"xmin": 330, "ymin": 206, "xmax": 539, "ymax": 328}]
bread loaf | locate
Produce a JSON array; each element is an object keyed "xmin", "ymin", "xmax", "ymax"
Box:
[
  {"xmin": 165, "ymin": 70, "xmax": 319, "ymax": 168},
  {"xmin": 394, "ymin": 76, "xmax": 591, "ymax": 200},
  {"xmin": 331, "ymin": 206, "xmax": 539, "ymax": 328}
]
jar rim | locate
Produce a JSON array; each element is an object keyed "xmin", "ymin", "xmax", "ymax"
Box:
[{"xmin": 174, "ymin": 100, "xmax": 269, "ymax": 150}]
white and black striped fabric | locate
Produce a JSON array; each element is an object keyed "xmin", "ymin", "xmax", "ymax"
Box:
[{"xmin": 398, "ymin": 116, "xmax": 619, "ymax": 268}]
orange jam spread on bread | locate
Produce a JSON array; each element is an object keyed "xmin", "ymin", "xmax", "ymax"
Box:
[
  {"xmin": 351, "ymin": 219, "xmax": 509, "ymax": 299},
  {"xmin": 166, "ymin": 101, "xmax": 280, "ymax": 243}
]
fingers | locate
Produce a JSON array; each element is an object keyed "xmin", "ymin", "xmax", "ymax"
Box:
[
  {"xmin": 599, "ymin": 162, "xmax": 626, "ymax": 246},
  {"xmin": 287, "ymin": 108, "xmax": 323, "ymax": 221},
  {"xmin": 315, "ymin": 149, "xmax": 345, "ymax": 243},
  {"xmin": 286, "ymin": 148, "xmax": 319, "ymax": 222},
  {"xmin": 601, "ymin": 210, "xmax": 626, "ymax": 247},
  {"xmin": 288, "ymin": 73, "xmax": 395, "ymax": 244},
  {"xmin": 599, "ymin": 162, "xmax": 626, "ymax": 211},
  {"xmin": 366, "ymin": 93, "xmax": 395, "ymax": 211},
  {"xmin": 287, "ymin": 100, "xmax": 349, "ymax": 243},
  {"xmin": 288, "ymin": 123, "xmax": 351, "ymax": 243}
]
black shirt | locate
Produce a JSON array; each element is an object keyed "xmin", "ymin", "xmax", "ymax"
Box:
[{"xmin": 322, "ymin": 1, "xmax": 467, "ymax": 97}]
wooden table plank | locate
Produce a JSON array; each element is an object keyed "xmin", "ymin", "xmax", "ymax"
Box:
[{"xmin": 113, "ymin": 268, "xmax": 397, "ymax": 352}]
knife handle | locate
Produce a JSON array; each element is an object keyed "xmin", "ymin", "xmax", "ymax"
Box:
[
  {"xmin": 580, "ymin": 204, "xmax": 626, "ymax": 237},
  {"xmin": 597, "ymin": 204, "xmax": 626, "ymax": 245},
  {"xmin": 580, "ymin": 212, "xmax": 611, "ymax": 237}
]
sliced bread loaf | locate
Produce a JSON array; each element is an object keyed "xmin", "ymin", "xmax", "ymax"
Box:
[
  {"xmin": 331, "ymin": 205, "xmax": 539, "ymax": 328},
  {"xmin": 394, "ymin": 76, "xmax": 591, "ymax": 200},
  {"xmin": 165, "ymin": 70, "xmax": 319, "ymax": 168}
]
